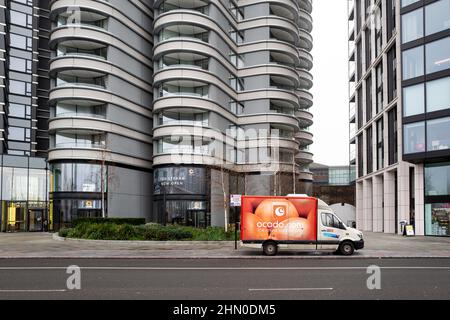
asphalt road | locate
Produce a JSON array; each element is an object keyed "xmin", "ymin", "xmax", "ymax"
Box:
[{"xmin": 0, "ymin": 258, "xmax": 449, "ymax": 300}]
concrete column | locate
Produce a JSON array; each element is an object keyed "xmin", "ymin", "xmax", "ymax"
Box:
[
  {"xmin": 414, "ymin": 164, "xmax": 425, "ymax": 236},
  {"xmin": 373, "ymin": 174, "xmax": 384, "ymax": 232},
  {"xmin": 397, "ymin": 162, "xmax": 411, "ymax": 234},
  {"xmin": 383, "ymin": 170, "xmax": 396, "ymax": 233},
  {"xmin": 210, "ymin": 169, "xmax": 229, "ymax": 227},
  {"xmin": 363, "ymin": 178, "xmax": 373, "ymax": 231},
  {"xmin": 356, "ymin": 181, "xmax": 364, "ymax": 229}
]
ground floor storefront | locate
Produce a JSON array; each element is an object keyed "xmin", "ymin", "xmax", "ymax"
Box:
[{"xmin": 356, "ymin": 161, "xmax": 450, "ymax": 237}]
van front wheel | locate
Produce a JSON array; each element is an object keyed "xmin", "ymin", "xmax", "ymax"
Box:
[
  {"xmin": 263, "ymin": 242, "xmax": 278, "ymax": 256},
  {"xmin": 339, "ymin": 241, "xmax": 355, "ymax": 256}
]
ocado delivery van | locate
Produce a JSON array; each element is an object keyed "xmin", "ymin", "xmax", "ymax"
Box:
[{"xmin": 240, "ymin": 196, "xmax": 364, "ymax": 256}]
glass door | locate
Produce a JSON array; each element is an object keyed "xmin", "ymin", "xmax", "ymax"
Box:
[{"xmin": 27, "ymin": 209, "xmax": 44, "ymax": 232}]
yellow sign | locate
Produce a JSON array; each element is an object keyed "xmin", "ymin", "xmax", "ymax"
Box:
[{"xmin": 406, "ymin": 225, "xmax": 415, "ymax": 236}]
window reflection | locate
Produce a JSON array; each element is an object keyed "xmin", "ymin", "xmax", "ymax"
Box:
[
  {"xmin": 52, "ymin": 163, "xmax": 104, "ymax": 192},
  {"xmin": 404, "ymin": 122, "xmax": 425, "ymax": 154}
]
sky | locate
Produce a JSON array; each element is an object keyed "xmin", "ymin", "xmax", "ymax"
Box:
[{"xmin": 310, "ymin": 0, "xmax": 349, "ymax": 166}]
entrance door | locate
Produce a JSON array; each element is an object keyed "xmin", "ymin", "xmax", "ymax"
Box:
[
  {"xmin": 6, "ymin": 203, "xmax": 27, "ymax": 232},
  {"xmin": 186, "ymin": 210, "xmax": 209, "ymax": 228},
  {"xmin": 28, "ymin": 209, "xmax": 44, "ymax": 232}
]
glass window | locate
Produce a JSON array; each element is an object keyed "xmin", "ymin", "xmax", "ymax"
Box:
[
  {"xmin": 28, "ymin": 169, "xmax": 48, "ymax": 201},
  {"xmin": 1, "ymin": 167, "xmax": 28, "ymax": 201},
  {"xmin": 402, "ymin": 46, "xmax": 424, "ymax": 80},
  {"xmin": 9, "ymin": 103, "xmax": 27, "ymax": 118},
  {"xmin": 9, "ymin": 80, "xmax": 26, "ymax": 95},
  {"xmin": 426, "ymin": 37, "xmax": 450, "ymax": 74},
  {"xmin": 9, "ymin": 57, "xmax": 26, "ymax": 72},
  {"xmin": 52, "ymin": 163, "xmax": 73, "ymax": 192},
  {"xmin": 425, "ymin": 203, "xmax": 450, "ymax": 236},
  {"xmin": 404, "ymin": 122, "xmax": 425, "ymax": 154},
  {"xmin": 403, "ymin": 83, "xmax": 425, "ymax": 116},
  {"xmin": 10, "ymin": 10, "xmax": 27, "ymax": 26},
  {"xmin": 427, "ymin": 77, "xmax": 450, "ymax": 113},
  {"xmin": 425, "ymin": 163, "xmax": 450, "ymax": 196},
  {"xmin": 52, "ymin": 163, "xmax": 103, "ymax": 192},
  {"xmin": 426, "ymin": 0, "xmax": 450, "ymax": 36},
  {"xmin": 74, "ymin": 163, "xmax": 102, "ymax": 192},
  {"xmin": 9, "ymin": 33, "xmax": 27, "ymax": 49},
  {"xmin": 8, "ymin": 127, "xmax": 25, "ymax": 141},
  {"xmin": 402, "ymin": 0, "xmax": 420, "ymax": 7},
  {"xmin": 402, "ymin": 8, "xmax": 423, "ymax": 43},
  {"xmin": 427, "ymin": 117, "xmax": 450, "ymax": 151}
]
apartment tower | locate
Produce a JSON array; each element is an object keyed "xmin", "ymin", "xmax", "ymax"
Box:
[
  {"xmin": 1, "ymin": 0, "xmax": 314, "ymax": 230},
  {"xmin": 349, "ymin": 0, "xmax": 450, "ymax": 236}
]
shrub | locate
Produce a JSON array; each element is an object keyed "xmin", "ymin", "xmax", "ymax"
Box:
[
  {"xmin": 63, "ymin": 222, "xmax": 237, "ymax": 241},
  {"xmin": 72, "ymin": 218, "xmax": 145, "ymax": 227},
  {"xmin": 85, "ymin": 223, "xmax": 118, "ymax": 240},
  {"xmin": 58, "ymin": 228, "xmax": 70, "ymax": 238},
  {"xmin": 142, "ymin": 224, "xmax": 193, "ymax": 241},
  {"xmin": 116, "ymin": 224, "xmax": 138, "ymax": 240}
]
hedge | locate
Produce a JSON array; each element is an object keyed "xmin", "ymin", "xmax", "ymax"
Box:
[
  {"xmin": 72, "ymin": 217, "xmax": 146, "ymax": 227},
  {"xmin": 59, "ymin": 222, "xmax": 238, "ymax": 241}
]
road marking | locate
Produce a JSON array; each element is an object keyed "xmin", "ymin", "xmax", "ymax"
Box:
[
  {"xmin": 249, "ymin": 288, "xmax": 333, "ymax": 292},
  {"xmin": 0, "ymin": 266, "xmax": 450, "ymax": 270},
  {"xmin": 0, "ymin": 289, "xmax": 67, "ymax": 293}
]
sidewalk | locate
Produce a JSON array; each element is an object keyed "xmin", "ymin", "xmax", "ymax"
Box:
[{"xmin": 0, "ymin": 232, "xmax": 449, "ymax": 259}]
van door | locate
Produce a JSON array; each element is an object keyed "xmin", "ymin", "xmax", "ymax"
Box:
[{"xmin": 318, "ymin": 212, "xmax": 346, "ymax": 250}]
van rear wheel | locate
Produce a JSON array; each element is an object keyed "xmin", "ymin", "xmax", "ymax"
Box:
[
  {"xmin": 339, "ymin": 241, "xmax": 355, "ymax": 256},
  {"xmin": 263, "ymin": 242, "xmax": 278, "ymax": 256}
]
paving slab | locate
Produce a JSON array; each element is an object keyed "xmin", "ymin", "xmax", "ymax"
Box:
[{"xmin": 0, "ymin": 232, "xmax": 449, "ymax": 259}]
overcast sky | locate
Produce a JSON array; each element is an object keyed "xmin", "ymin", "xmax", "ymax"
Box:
[{"xmin": 310, "ymin": 0, "xmax": 349, "ymax": 166}]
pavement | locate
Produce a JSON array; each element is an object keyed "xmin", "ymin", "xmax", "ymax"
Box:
[
  {"xmin": 0, "ymin": 258, "xmax": 449, "ymax": 299},
  {"xmin": 0, "ymin": 232, "xmax": 449, "ymax": 259}
]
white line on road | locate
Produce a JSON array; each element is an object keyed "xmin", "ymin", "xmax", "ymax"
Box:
[
  {"xmin": 249, "ymin": 288, "xmax": 333, "ymax": 292},
  {"xmin": 0, "ymin": 289, "xmax": 67, "ymax": 293},
  {"xmin": 0, "ymin": 266, "xmax": 450, "ymax": 270}
]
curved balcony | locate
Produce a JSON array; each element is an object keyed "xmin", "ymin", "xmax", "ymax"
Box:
[
  {"xmin": 295, "ymin": 150, "xmax": 313, "ymax": 164},
  {"xmin": 299, "ymin": 28, "xmax": 313, "ymax": 51},
  {"xmin": 49, "ymin": 86, "xmax": 153, "ymax": 118},
  {"xmin": 298, "ymin": 170, "xmax": 313, "ymax": 181},
  {"xmin": 298, "ymin": 9, "xmax": 313, "ymax": 32},
  {"xmin": 157, "ymin": 0, "xmax": 209, "ymax": 15},
  {"xmin": 49, "ymin": 118, "xmax": 152, "ymax": 144},
  {"xmin": 295, "ymin": 130, "xmax": 313, "ymax": 146},
  {"xmin": 50, "ymin": 27, "xmax": 152, "ymax": 68},
  {"xmin": 48, "ymin": 148, "xmax": 152, "ymax": 170},
  {"xmin": 50, "ymin": 0, "xmax": 152, "ymax": 42},
  {"xmin": 270, "ymin": 2, "xmax": 298, "ymax": 23},
  {"xmin": 50, "ymin": 56, "xmax": 152, "ymax": 92},
  {"xmin": 297, "ymin": 89, "xmax": 313, "ymax": 108},
  {"xmin": 295, "ymin": 109, "xmax": 313, "ymax": 127}
]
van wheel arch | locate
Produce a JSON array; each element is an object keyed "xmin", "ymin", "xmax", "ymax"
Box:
[
  {"xmin": 262, "ymin": 241, "xmax": 278, "ymax": 256},
  {"xmin": 338, "ymin": 240, "xmax": 355, "ymax": 256}
]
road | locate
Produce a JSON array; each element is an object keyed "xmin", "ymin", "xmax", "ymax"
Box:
[{"xmin": 0, "ymin": 258, "xmax": 449, "ymax": 300}]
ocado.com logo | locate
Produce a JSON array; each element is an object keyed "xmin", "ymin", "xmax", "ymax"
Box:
[
  {"xmin": 256, "ymin": 221, "xmax": 305, "ymax": 231},
  {"xmin": 257, "ymin": 221, "xmax": 285, "ymax": 229},
  {"xmin": 274, "ymin": 205, "xmax": 286, "ymax": 217}
]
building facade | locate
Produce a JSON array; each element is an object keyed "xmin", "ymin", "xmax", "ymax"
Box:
[
  {"xmin": 310, "ymin": 163, "xmax": 356, "ymax": 206},
  {"xmin": 0, "ymin": 0, "xmax": 50, "ymax": 232},
  {"xmin": 1, "ymin": 0, "xmax": 314, "ymax": 231},
  {"xmin": 151, "ymin": 0, "xmax": 314, "ymax": 227},
  {"xmin": 349, "ymin": 0, "xmax": 450, "ymax": 236}
]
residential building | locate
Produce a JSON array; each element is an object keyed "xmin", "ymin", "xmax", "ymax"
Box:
[
  {"xmin": 1, "ymin": 0, "xmax": 314, "ymax": 231},
  {"xmin": 348, "ymin": 0, "xmax": 450, "ymax": 236}
]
